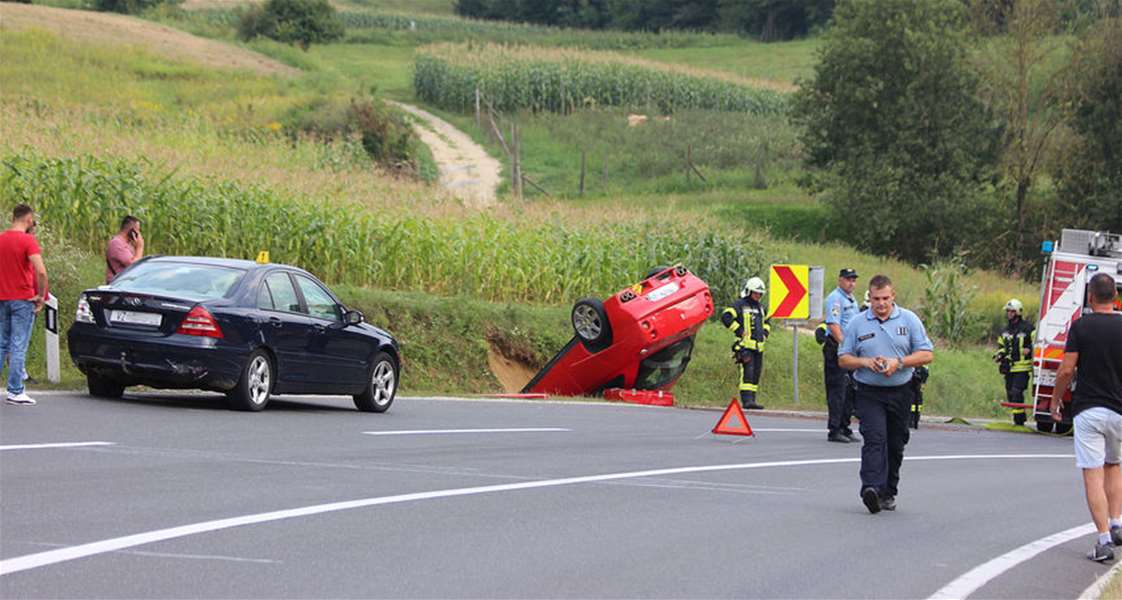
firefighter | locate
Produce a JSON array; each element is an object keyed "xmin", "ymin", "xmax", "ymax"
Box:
[
  {"xmin": 721, "ymin": 277, "xmax": 770, "ymax": 410},
  {"xmin": 994, "ymin": 298, "xmax": 1035, "ymax": 426}
]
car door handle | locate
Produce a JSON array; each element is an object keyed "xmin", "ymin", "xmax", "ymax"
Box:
[
  {"xmin": 312, "ymin": 323, "xmax": 326, "ymax": 333},
  {"xmin": 268, "ymin": 317, "xmax": 282, "ymax": 328}
]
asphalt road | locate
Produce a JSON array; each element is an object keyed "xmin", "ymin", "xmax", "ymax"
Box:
[{"xmin": 0, "ymin": 392, "xmax": 1115, "ymax": 599}]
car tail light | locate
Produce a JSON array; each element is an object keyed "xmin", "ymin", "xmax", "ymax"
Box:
[
  {"xmin": 176, "ymin": 306, "xmax": 224, "ymax": 338},
  {"xmin": 75, "ymin": 294, "xmax": 94, "ymax": 324}
]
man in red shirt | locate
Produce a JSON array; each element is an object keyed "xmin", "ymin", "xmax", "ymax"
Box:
[
  {"xmin": 1, "ymin": 204, "xmax": 48, "ymax": 406},
  {"xmin": 106, "ymin": 215, "xmax": 144, "ymax": 283}
]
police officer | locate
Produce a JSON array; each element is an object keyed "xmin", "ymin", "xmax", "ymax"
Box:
[
  {"xmin": 721, "ymin": 277, "xmax": 770, "ymax": 410},
  {"xmin": 839, "ymin": 275, "xmax": 934, "ymax": 514},
  {"xmin": 823, "ymin": 268, "xmax": 861, "ymax": 443},
  {"xmin": 994, "ymin": 299, "xmax": 1035, "ymax": 426}
]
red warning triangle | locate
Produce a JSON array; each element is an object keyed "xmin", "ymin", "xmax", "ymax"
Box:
[{"xmin": 712, "ymin": 399, "xmax": 754, "ymax": 436}]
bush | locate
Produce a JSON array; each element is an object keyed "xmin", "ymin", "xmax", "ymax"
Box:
[
  {"xmin": 237, "ymin": 0, "xmax": 343, "ymax": 49},
  {"xmin": 285, "ymin": 96, "xmax": 415, "ymax": 168},
  {"xmin": 93, "ymin": 0, "xmax": 170, "ymax": 14},
  {"xmin": 919, "ymin": 258, "xmax": 983, "ymax": 346}
]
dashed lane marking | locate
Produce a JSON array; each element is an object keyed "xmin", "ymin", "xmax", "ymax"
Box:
[
  {"xmin": 0, "ymin": 454, "xmax": 1070, "ymax": 577},
  {"xmin": 0, "ymin": 442, "xmax": 115, "ymax": 451},
  {"xmin": 362, "ymin": 428, "xmax": 571, "ymax": 436}
]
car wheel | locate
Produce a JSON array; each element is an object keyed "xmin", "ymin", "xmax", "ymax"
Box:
[
  {"xmin": 228, "ymin": 350, "xmax": 273, "ymax": 412},
  {"xmin": 87, "ymin": 373, "xmax": 125, "ymax": 399},
  {"xmin": 572, "ymin": 298, "xmax": 612, "ymax": 352},
  {"xmin": 645, "ymin": 265, "xmax": 670, "ymax": 279},
  {"xmin": 354, "ymin": 352, "xmax": 397, "ymax": 413},
  {"xmin": 1036, "ymin": 421, "xmax": 1054, "ymax": 434}
]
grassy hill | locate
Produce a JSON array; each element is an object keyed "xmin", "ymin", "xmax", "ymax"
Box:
[{"xmin": 0, "ymin": 4, "xmax": 1037, "ymax": 421}]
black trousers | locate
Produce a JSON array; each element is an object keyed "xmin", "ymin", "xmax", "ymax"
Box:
[
  {"xmin": 1004, "ymin": 372, "xmax": 1030, "ymax": 425},
  {"xmin": 855, "ymin": 383, "xmax": 913, "ymax": 498},
  {"xmin": 738, "ymin": 351, "xmax": 763, "ymax": 405},
  {"xmin": 823, "ymin": 345, "xmax": 854, "ymax": 435}
]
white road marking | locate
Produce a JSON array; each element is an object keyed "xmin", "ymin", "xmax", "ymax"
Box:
[
  {"xmin": 752, "ymin": 428, "xmax": 827, "ymax": 433},
  {"xmin": 22, "ymin": 542, "xmax": 278, "ymax": 565},
  {"xmin": 1079, "ymin": 558, "xmax": 1122, "ymax": 599},
  {"xmin": 928, "ymin": 522, "xmax": 1096, "ymax": 599},
  {"xmin": 0, "ymin": 454, "xmax": 1070, "ymax": 576},
  {"xmin": 0, "ymin": 442, "xmax": 114, "ymax": 451},
  {"xmin": 362, "ymin": 428, "xmax": 571, "ymax": 436}
]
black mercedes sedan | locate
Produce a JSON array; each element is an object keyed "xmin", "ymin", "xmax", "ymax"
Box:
[{"xmin": 67, "ymin": 256, "xmax": 400, "ymax": 412}]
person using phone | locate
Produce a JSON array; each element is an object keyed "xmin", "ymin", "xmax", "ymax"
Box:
[{"xmin": 106, "ymin": 215, "xmax": 144, "ymax": 283}]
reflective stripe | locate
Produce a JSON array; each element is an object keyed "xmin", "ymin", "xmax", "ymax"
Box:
[{"xmin": 739, "ymin": 382, "xmax": 759, "ymax": 392}]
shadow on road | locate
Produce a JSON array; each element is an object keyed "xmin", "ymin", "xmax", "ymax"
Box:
[{"xmin": 82, "ymin": 392, "xmax": 359, "ymax": 413}]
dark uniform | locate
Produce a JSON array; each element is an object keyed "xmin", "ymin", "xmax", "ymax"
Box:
[
  {"xmin": 997, "ymin": 317, "xmax": 1035, "ymax": 425},
  {"xmin": 721, "ymin": 296, "xmax": 770, "ymax": 409}
]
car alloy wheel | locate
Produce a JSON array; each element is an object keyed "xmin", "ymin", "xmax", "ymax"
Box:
[
  {"xmin": 371, "ymin": 360, "xmax": 396, "ymax": 407},
  {"xmin": 247, "ymin": 355, "xmax": 271, "ymax": 407},
  {"xmin": 573, "ymin": 304, "xmax": 603, "ymax": 341}
]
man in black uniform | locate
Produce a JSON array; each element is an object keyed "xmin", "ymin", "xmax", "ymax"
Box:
[
  {"xmin": 721, "ymin": 277, "xmax": 770, "ymax": 410},
  {"xmin": 995, "ymin": 298, "xmax": 1035, "ymax": 426}
]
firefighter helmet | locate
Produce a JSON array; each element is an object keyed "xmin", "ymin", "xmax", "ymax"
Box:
[
  {"xmin": 742, "ymin": 277, "xmax": 766, "ymax": 297},
  {"xmin": 1004, "ymin": 298, "xmax": 1024, "ymax": 315}
]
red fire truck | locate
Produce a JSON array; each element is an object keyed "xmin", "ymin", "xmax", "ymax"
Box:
[{"xmin": 1031, "ymin": 229, "xmax": 1122, "ymax": 433}]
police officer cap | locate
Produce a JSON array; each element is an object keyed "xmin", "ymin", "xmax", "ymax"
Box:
[{"xmin": 839, "ymin": 268, "xmax": 859, "ymax": 279}]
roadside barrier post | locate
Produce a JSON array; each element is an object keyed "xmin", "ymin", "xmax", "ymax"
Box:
[{"xmin": 44, "ymin": 293, "xmax": 60, "ymax": 383}]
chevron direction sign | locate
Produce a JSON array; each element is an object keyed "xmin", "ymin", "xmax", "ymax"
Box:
[{"xmin": 768, "ymin": 264, "xmax": 809, "ymax": 319}]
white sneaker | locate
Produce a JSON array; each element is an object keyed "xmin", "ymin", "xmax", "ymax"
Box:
[{"xmin": 5, "ymin": 392, "xmax": 36, "ymax": 406}]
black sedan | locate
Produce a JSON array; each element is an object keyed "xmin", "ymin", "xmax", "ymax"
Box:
[{"xmin": 67, "ymin": 256, "xmax": 400, "ymax": 412}]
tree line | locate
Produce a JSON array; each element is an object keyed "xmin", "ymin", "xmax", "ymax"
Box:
[
  {"xmin": 791, "ymin": 0, "xmax": 1121, "ymax": 274},
  {"xmin": 453, "ymin": 0, "xmax": 836, "ymax": 40}
]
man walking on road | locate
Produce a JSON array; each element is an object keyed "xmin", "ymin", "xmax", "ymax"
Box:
[
  {"xmin": 106, "ymin": 215, "xmax": 144, "ymax": 283},
  {"xmin": 1050, "ymin": 273, "xmax": 1122, "ymax": 562},
  {"xmin": 823, "ymin": 268, "xmax": 861, "ymax": 443},
  {"xmin": 839, "ymin": 275, "xmax": 934, "ymax": 514},
  {"xmin": 0, "ymin": 204, "xmax": 48, "ymax": 406}
]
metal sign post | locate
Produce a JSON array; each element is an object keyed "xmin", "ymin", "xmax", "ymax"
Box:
[{"xmin": 44, "ymin": 293, "xmax": 60, "ymax": 383}]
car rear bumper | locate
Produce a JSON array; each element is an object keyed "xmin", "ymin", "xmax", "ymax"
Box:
[{"xmin": 68, "ymin": 326, "xmax": 245, "ymax": 392}]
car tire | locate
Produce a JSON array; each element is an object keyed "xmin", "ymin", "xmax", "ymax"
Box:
[
  {"xmin": 354, "ymin": 351, "xmax": 397, "ymax": 413},
  {"xmin": 87, "ymin": 373, "xmax": 125, "ymax": 399},
  {"xmin": 645, "ymin": 265, "xmax": 670, "ymax": 280},
  {"xmin": 1055, "ymin": 423, "xmax": 1072, "ymax": 435},
  {"xmin": 1037, "ymin": 421, "xmax": 1054, "ymax": 434},
  {"xmin": 228, "ymin": 350, "xmax": 273, "ymax": 412},
  {"xmin": 572, "ymin": 298, "xmax": 612, "ymax": 352}
]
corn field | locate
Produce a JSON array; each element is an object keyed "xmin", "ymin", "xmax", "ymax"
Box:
[
  {"xmin": 414, "ymin": 43, "xmax": 789, "ymax": 116},
  {"xmin": 340, "ymin": 11, "xmax": 735, "ymax": 50},
  {"xmin": 1, "ymin": 153, "xmax": 769, "ymax": 304}
]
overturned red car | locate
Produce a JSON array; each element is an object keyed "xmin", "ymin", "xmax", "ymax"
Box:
[{"xmin": 522, "ymin": 265, "xmax": 713, "ymax": 397}]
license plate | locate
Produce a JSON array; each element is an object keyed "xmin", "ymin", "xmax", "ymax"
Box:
[
  {"xmin": 1036, "ymin": 371, "xmax": 1055, "ymax": 387},
  {"xmin": 645, "ymin": 282, "xmax": 680, "ymax": 302},
  {"xmin": 108, "ymin": 310, "xmax": 162, "ymax": 327}
]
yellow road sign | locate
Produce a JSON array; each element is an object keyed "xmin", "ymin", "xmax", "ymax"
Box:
[{"xmin": 769, "ymin": 264, "xmax": 809, "ymax": 319}]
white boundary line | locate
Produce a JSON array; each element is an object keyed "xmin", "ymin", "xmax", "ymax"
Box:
[
  {"xmin": 362, "ymin": 428, "xmax": 570, "ymax": 436},
  {"xmin": 1079, "ymin": 559, "xmax": 1122, "ymax": 599},
  {"xmin": 0, "ymin": 453, "xmax": 1069, "ymax": 577},
  {"xmin": 0, "ymin": 442, "xmax": 115, "ymax": 451},
  {"xmin": 928, "ymin": 522, "xmax": 1096, "ymax": 599}
]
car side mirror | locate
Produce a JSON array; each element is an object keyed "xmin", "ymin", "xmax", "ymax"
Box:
[{"xmin": 344, "ymin": 310, "xmax": 364, "ymax": 326}]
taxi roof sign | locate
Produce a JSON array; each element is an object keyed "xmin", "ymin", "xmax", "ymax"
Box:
[{"xmin": 769, "ymin": 264, "xmax": 809, "ymax": 319}]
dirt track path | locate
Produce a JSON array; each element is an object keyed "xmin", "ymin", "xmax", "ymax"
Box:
[
  {"xmin": 0, "ymin": 3, "xmax": 297, "ymax": 76},
  {"xmin": 388, "ymin": 101, "xmax": 501, "ymax": 207}
]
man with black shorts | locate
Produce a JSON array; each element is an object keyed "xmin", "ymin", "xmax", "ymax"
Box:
[{"xmin": 1051, "ymin": 273, "xmax": 1122, "ymax": 562}]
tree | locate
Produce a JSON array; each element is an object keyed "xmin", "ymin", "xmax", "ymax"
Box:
[
  {"xmin": 719, "ymin": 0, "xmax": 834, "ymax": 40},
  {"xmin": 790, "ymin": 0, "xmax": 1000, "ymax": 264},
  {"xmin": 237, "ymin": 0, "xmax": 343, "ymax": 50},
  {"xmin": 1054, "ymin": 13, "xmax": 1122, "ymax": 232},
  {"xmin": 970, "ymin": 0, "xmax": 1068, "ymax": 271}
]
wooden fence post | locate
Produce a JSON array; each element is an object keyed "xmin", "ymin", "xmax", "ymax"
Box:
[
  {"xmin": 579, "ymin": 150, "xmax": 586, "ymax": 196},
  {"xmin": 474, "ymin": 88, "xmax": 481, "ymax": 129}
]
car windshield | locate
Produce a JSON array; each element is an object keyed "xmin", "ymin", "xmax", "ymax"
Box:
[
  {"xmin": 110, "ymin": 261, "xmax": 245, "ymax": 302},
  {"xmin": 634, "ymin": 337, "xmax": 695, "ymax": 390}
]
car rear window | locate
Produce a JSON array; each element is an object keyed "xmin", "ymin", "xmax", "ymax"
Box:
[{"xmin": 110, "ymin": 261, "xmax": 245, "ymax": 302}]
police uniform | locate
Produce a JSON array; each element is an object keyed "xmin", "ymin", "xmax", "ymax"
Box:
[
  {"xmin": 721, "ymin": 295, "xmax": 771, "ymax": 409},
  {"xmin": 997, "ymin": 316, "xmax": 1034, "ymax": 425},
  {"xmin": 840, "ymin": 305, "xmax": 933, "ymax": 508},
  {"xmin": 823, "ymin": 274, "xmax": 859, "ymax": 441}
]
